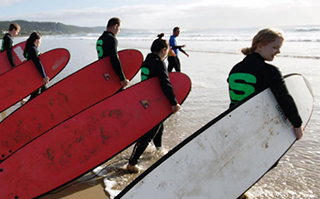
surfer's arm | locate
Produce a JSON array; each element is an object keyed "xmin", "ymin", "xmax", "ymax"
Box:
[
  {"xmin": 294, "ymin": 127, "xmax": 304, "ymax": 140},
  {"xmin": 29, "ymin": 48, "xmax": 47, "ymax": 79},
  {"xmin": 3, "ymin": 37, "xmax": 15, "ymax": 67},
  {"xmin": 177, "ymin": 47, "xmax": 189, "ymax": 57},
  {"xmin": 6, "ymin": 48, "xmax": 15, "ymax": 67},
  {"xmin": 157, "ymin": 62, "xmax": 178, "ymax": 106},
  {"xmin": 172, "ymin": 45, "xmax": 189, "ymax": 57},
  {"xmin": 269, "ymin": 69, "xmax": 302, "ymax": 128},
  {"xmin": 109, "ymin": 37, "xmax": 126, "ymax": 82}
]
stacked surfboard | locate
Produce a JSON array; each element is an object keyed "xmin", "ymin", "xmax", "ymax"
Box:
[{"xmin": 0, "ymin": 46, "xmax": 192, "ymax": 199}]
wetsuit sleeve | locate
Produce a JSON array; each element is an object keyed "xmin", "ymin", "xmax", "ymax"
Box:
[
  {"xmin": 177, "ymin": 46, "xmax": 187, "ymax": 55},
  {"xmin": 269, "ymin": 67, "xmax": 302, "ymax": 127},
  {"xmin": 156, "ymin": 61, "xmax": 178, "ymax": 105},
  {"xmin": 3, "ymin": 36, "xmax": 15, "ymax": 67},
  {"xmin": 29, "ymin": 47, "xmax": 47, "ymax": 78},
  {"xmin": 108, "ymin": 37, "xmax": 126, "ymax": 81}
]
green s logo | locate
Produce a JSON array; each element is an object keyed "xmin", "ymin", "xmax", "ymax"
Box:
[
  {"xmin": 229, "ymin": 73, "xmax": 257, "ymax": 103},
  {"xmin": 141, "ymin": 67, "xmax": 150, "ymax": 81},
  {"xmin": 96, "ymin": 40, "xmax": 103, "ymax": 59}
]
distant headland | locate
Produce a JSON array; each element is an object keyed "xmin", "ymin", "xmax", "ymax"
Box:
[{"xmin": 0, "ymin": 20, "xmax": 104, "ymax": 37}]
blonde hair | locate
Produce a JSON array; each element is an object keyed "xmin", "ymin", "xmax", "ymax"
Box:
[{"xmin": 241, "ymin": 28, "xmax": 284, "ymax": 55}]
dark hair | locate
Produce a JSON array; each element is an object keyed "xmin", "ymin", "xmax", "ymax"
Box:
[
  {"xmin": 173, "ymin": 27, "xmax": 180, "ymax": 33},
  {"xmin": 107, "ymin": 17, "xmax": 121, "ymax": 28},
  {"xmin": 24, "ymin": 32, "xmax": 42, "ymax": 58},
  {"xmin": 9, "ymin": 23, "xmax": 20, "ymax": 31},
  {"xmin": 150, "ymin": 33, "xmax": 168, "ymax": 53}
]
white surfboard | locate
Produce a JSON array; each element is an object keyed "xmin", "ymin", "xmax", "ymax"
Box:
[{"xmin": 115, "ymin": 73, "xmax": 313, "ymax": 199}]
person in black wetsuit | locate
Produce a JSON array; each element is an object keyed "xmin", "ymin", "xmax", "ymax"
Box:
[
  {"xmin": 1, "ymin": 23, "xmax": 21, "ymax": 67},
  {"xmin": 227, "ymin": 28, "xmax": 303, "ymax": 139},
  {"xmin": 23, "ymin": 32, "xmax": 49, "ymax": 102},
  {"xmin": 228, "ymin": 28, "xmax": 304, "ymax": 199},
  {"xmin": 96, "ymin": 17, "xmax": 129, "ymax": 89},
  {"xmin": 126, "ymin": 33, "xmax": 181, "ymax": 173}
]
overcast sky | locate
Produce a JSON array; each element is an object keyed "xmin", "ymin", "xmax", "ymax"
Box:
[{"xmin": 1, "ymin": 0, "xmax": 319, "ymax": 29}]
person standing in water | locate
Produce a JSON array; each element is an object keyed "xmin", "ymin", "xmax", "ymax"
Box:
[
  {"xmin": 228, "ymin": 28, "xmax": 304, "ymax": 199},
  {"xmin": 126, "ymin": 33, "xmax": 181, "ymax": 173},
  {"xmin": 227, "ymin": 28, "xmax": 303, "ymax": 139},
  {"xmin": 96, "ymin": 17, "xmax": 129, "ymax": 89},
  {"xmin": 168, "ymin": 27, "xmax": 189, "ymax": 72},
  {"xmin": 24, "ymin": 32, "xmax": 49, "ymax": 102},
  {"xmin": 1, "ymin": 23, "xmax": 21, "ymax": 67}
]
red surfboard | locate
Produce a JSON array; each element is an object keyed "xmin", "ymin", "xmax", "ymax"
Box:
[
  {"xmin": 0, "ymin": 41, "xmax": 26, "ymax": 75},
  {"xmin": 0, "ymin": 48, "xmax": 70, "ymax": 113},
  {"xmin": 0, "ymin": 72, "xmax": 191, "ymax": 199},
  {"xmin": 0, "ymin": 49, "xmax": 143, "ymax": 162}
]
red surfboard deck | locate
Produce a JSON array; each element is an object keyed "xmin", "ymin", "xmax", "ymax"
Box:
[
  {"xmin": 0, "ymin": 41, "xmax": 26, "ymax": 75},
  {"xmin": 0, "ymin": 72, "xmax": 191, "ymax": 199},
  {"xmin": 0, "ymin": 48, "xmax": 70, "ymax": 113},
  {"xmin": 0, "ymin": 49, "xmax": 143, "ymax": 162}
]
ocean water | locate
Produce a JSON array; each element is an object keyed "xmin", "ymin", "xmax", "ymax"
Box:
[{"xmin": 5, "ymin": 25, "xmax": 320, "ymax": 198}]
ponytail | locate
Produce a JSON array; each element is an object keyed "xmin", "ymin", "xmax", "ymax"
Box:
[{"xmin": 150, "ymin": 33, "xmax": 168, "ymax": 53}]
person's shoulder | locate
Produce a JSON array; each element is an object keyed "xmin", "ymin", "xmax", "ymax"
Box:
[
  {"xmin": 3, "ymin": 33, "xmax": 11, "ymax": 40},
  {"xmin": 263, "ymin": 61, "xmax": 283, "ymax": 79},
  {"xmin": 263, "ymin": 60, "xmax": 280, "ymax": 71},
  {"xmin": 169, "ymin": 35, "xmax": 175, "ymax": 40},
  {"xmin": 99, "ymin": 31, "xmax": 114, "ymax": 39}
]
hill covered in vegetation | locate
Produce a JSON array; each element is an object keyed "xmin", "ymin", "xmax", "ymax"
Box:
[{"xmin": 0, "ymin": 20, "xmax": 104, "ymax": 37}]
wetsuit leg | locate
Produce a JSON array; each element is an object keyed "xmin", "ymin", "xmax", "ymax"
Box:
[
  {"xmin": 168, "ymin": 56, "xmax": 175, "ymax": 72},
  {"xmin": 174, "ymin": 57, "xmax": 181, "ymax": 72},
  {"xmin": 28, "ymin": 89, "xmax": 40, "ymax": 102},
  {"xmin": 129, "ymin": 124, "xmax": 162, "ymax": 165},
  {"xmin": 27, "ymin": 85, "xmax": 47, "ymax": 102},
  {"xmin": 153, "ymin": 123, "xmax": 164, "ymax": 148},
  {"xmin": 40, "ymin": 84, "xmax": 47, "ymax": 93}
]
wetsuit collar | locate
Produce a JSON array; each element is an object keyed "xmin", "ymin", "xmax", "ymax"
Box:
[
  {"xmin": 105, "ymin": 31, "xmax": 115, "ymax": 36},
  {"xmin": 250, "ymin": 52, "xmax": 265, "ymax": 62}
]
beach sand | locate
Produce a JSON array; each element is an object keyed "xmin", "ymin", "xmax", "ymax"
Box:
[{"xmin": 41, "ymin": 176, "xmax": 108, "ymax": 199}]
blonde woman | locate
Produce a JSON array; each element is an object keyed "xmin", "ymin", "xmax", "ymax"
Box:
[{"xmin": 227, "ymin": 28, "xmax": 303, "ymax": 140}]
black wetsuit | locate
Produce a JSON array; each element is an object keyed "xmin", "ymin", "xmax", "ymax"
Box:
[
  {"xmin": 25, "ymin": 44, "xmax": 47, "ymax": 101},
  {"xmin": 129, "ymin": 53, "xmax": 178, "ymax": 165},
  {"xmin": 96, "ymin": 31, "xmax": 126, "ymax": 81},
  {"xmin": 227, "ymin": 53, "xmax": 302, "ymax": 128},
  {"xmin": 1, "ymin": 33, "xmax": 15, "ymax": 67}
]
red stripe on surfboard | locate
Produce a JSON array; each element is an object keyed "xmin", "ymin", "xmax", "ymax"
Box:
[
  {"xmin": 0, "ymin": 41, "xmax": 26, "ymax": 75},
  {"xmin": 0, "ymin": 72, "xmax": 191, "ymax": 199},
  {"xmin": 0, "ymin": 48, "xmax": 70, "ymax": 112},
  {"xmin": 0, "ymin": 49, "xmax": 143, "ymax": 161}
]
